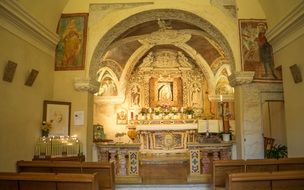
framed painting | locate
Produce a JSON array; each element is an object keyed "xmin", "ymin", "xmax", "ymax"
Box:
[
  {"xmin": 117, "ymin": 109, "xmax": 128, "ymax": 125},
  {"xmin": 43, "ymin": 100, "xmax": 71, "ymax": 136},
  {"xmin": 55, "ymin": 13, "xmax": 88, "ymax": 71},
  {"xmin": 149, "ymin": 77, "xmax": 183, "ymax": 107},
  {"xmin": 239, "ymin": 19, "xmax": 282, "ymax": 82}
]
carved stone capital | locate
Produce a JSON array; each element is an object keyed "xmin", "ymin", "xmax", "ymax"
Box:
[
  {"xmin": 74, "ymin": 78, "xmax": 100, "ymax": 94},
  {"xmin": 228, "ymin": 71, "xmax": 255, "ymax": 87}
]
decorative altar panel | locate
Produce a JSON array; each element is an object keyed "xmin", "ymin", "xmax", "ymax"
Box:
[{"xmin": 136, "ymin": 122, "xmax": 197, "ymax": 153}]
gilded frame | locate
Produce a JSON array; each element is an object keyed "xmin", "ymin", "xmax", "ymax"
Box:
[{"xmin": 149, "ymin": 77, "xmax": 183, "ymax": 107}]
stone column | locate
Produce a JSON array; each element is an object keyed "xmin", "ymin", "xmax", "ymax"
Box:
[
  {"xmin": 117, "ymin": 149, "xmax": 127, "ymax": 176},
  {"xmin": 201, "ymin": 151, "xmax": 210, "ymax": 174}
]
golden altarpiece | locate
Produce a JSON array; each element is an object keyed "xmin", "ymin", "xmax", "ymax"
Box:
[{"xmin": 93, "ymin": 21, "xmax": 235, "ymax": 183}]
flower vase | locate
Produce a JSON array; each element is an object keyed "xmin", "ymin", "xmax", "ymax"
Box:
[
  {"xmin": 127, "ymin": 127, "xmax": 137, "ymax": 143},
  {"xmin": 42, "ymin": 130, "xmax": 49, "ymax": 137}
]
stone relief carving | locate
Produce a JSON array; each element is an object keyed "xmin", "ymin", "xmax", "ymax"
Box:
[
  {"xmin": 138, "ymin": 29, "xmax": 191, "ymax": 46},
  {"xmin": 139, "ymin": 50, "xmax": 193, "ymax": 69},
  {"xmin": 228, "ymin": 71, "xmax": 255, "ymax": 87}
]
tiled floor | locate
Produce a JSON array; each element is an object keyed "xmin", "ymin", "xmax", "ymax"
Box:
[{"xmin": 116, "ymin": 184, "xmax": 211, "ymax": 190}]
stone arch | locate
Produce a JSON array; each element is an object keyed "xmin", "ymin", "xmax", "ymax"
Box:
[{"xmin": 89, "ymin": 9, "xmax": 235, "ymax": 81}]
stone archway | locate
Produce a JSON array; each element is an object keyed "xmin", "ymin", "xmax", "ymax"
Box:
[{"xmin": 89, "ymin": 9, "xmax": 236, "ymax": 82}]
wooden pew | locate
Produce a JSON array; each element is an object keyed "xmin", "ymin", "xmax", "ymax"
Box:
[
  {"xmin": 0, "ymin": 172, "xmax": 98, "ymax": 190},
  {"xmin": 225, "ymin": 170, "xmax": 304, "ymax": 190},
  {"xmin": 246, "ymin": 158, "xmax": 304, "ymax": 172},
  {"xmin": 212, "ymin": 160, "xmax": 246, "ymax": 190},
  {"xmin": 212, "ymin": 158, "xmax": 304, "ymax": 190},
  {"xmin": 16, "ymin": 160, "xmax": 115, "ymax": 190}
]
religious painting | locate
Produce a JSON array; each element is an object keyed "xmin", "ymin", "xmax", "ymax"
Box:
[
  {"xmin": 239, "ymin": 19, "xmax": 282, "ymax": 82},
  {"xmin": 97, "ymin": 77, "xmax": 117, "ymax": 96},
  {"xmin": 55, "ymin": 13, "xmax": 88, "ymax": 71},
  {"xmin": 149, "ymin": 77, "xmax": 183, "ymax": 107},
  {"xmin": 117, "ymin": 109, "xmax": 128, "ymax": 125},
  {"xmin": 43, "ymin": 100, "xmax": 71, "ymax": 136}
]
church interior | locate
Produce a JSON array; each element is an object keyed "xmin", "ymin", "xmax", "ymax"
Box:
[{"xmin": 1, "ymin": 0, "xmax": 304, "ymax": 190}]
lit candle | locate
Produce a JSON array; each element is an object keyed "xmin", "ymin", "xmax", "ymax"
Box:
[{"xmin": 220, "ymin": 95, "xmax": 223, "ymax": 102}]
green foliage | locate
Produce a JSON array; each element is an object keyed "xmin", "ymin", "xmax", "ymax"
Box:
[{"xmin": 265, "ymin": 144, "xmax": 288, "ymax": 159}]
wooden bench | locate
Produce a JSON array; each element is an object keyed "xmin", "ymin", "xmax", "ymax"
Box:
[
  {"xmin": 16, "ymin": 160, "xmax": 115, "ymax": 190},
  {"xmin": 212, "ymin": 159, "xmax": 246, "ymax": 190},
  {"xmin": 212, "ymin": 158, "xmax": 304, "ymax": 190},
  {"xmin": 225, "ymin": 170, "xmax": 304, "ymax": 190},
  {"xmin": 0, "ymin": 172, "xmax": 98, "ymax": 190}
]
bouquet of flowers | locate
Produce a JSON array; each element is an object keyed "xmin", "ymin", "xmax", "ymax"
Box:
[{"xmin": 41, "ymin": 120, "xmax": 52, "ymax": 137}]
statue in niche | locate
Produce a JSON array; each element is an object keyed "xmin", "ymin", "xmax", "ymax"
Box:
[
  {"xmin": 158, "ymin": 82, "xmax": 173, "ymax": 101},
  {"xmin": 191, "ymin": 83, "xmax": 202, "ymax": 107},
  {"xmin": 131, "ymin": 85, "xmax": 140, "ymax": 107},
  {"xmin": 98, "ymin": 77, "xmax": 117, "ymax": 96}
]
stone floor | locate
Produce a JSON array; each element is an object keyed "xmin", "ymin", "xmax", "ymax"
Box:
[{"xmin": 116, "ymin": 184, "xmax": 211, "ymax": 190}]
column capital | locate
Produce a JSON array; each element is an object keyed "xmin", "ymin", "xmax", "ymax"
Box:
[{"xmin": 228, "ymin": 71, "xmax": 255, "ymax": 87}]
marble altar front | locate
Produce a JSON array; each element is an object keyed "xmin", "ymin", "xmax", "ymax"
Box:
[{"xmin": 136, "ymin": 120, "xmax": 197, "ymax": 154}]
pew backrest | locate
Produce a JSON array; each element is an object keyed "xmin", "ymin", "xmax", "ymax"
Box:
[
  {"xmin": 213, "ymin": 158, "xmax": 304, "ymax": 190},
  {"xmin": 16, "ymin": 160, "xmax": 115, "ymax": 190},
  {"xmin": 212, "ymin": 160, "xmax": 246, "ymax": 190},
  {"xmin": 226, "ymin": 170, "xmax": 304, "ymax": 190},
  {"xmin": 0, "ymin": 172, "xmax": 98, "ymax": 190}
]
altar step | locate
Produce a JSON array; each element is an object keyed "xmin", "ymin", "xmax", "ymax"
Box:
[
  {"xmin": 116, "ymin": 184, "xmax": 211, "ymax": 190},
  {"xmin": 140, "ymin": 153, "xmax": 189, "ymax": 165},
  {"xmin": 140, "ymin": 153, "xmax": 189, "ymax": 184}
]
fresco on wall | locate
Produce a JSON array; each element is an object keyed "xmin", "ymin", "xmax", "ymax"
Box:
[
  {"xmin": 55, "ymin": 13, "xmax": 88, "ymax": 70},
  {"xmin": 239, "ymin": 19, "xmax": 282, "ymax": 82}
]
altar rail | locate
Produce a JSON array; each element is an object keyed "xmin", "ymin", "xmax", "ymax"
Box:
[
  {"xmin": 16, "ymin": 160, "xmax": 115, "ymax": 190},
  {"xmin": 0, "ymin": 172, "xmax": 98, "ymax": 190},
  {"xmin": 212, "ymin": 158, "xmax": 304, "ymax": 190},
  {"xmin": 226, "ymin": 171, "xmax": 304, "ymax": 190}
]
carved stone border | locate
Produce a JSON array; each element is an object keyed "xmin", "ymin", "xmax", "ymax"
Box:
[{"xmin": 228, "ymin": 71, "xmax": 255, "ymax": 87}]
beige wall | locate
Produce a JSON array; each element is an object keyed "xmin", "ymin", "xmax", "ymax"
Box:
[
  {"xmin": 258, "ymin": 0, "xmax": 302, "ymax": 29},
  {"xmin": 18, "ymin": 0, "xmax": 68, "ymax": 32},
  {"xmin": 53, "ymin": 71, "xmax": 90, "ymax": 159},
  {"xmin": 0, "ymin": 27, "xmax": 54, "ymax": 171},
  {"xmin": 275, "ymin": 34, "xmax": 304, "ymax": 157}
]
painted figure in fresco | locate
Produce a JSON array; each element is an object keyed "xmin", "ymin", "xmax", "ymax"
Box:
[
  {"xmin": 98, "ymin": 78, "xmax": 117, "ymax": 96},
  {"xmin": 61, "ymin": 19, "xmax": 82, "ymax": 66},
  {"xmin": 131, "ymin": 85, "xmax": 140, "ymax": 107},
  {"xmin": 158, "ymin": 83, "xmax": 173, "ymax": 101},
  {"xmin": 255, "ymin": 31, "xmax": 277, "ymax": 79}
]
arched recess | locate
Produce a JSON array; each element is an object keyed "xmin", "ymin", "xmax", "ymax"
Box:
[{"xmin": 89, "ymin": 9, "xmax": 236, "ymax": 82}]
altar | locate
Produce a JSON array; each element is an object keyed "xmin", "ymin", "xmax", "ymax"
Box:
[{"xmin": 135, "ymin": 119, "xmax": 197, "ymax": 154}]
